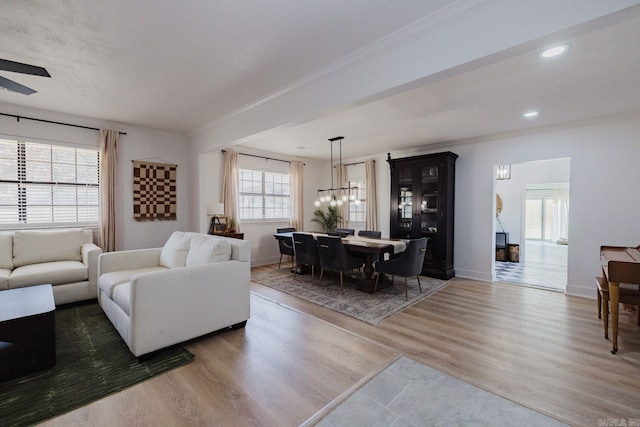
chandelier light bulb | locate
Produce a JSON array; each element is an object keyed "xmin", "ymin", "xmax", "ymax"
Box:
[
  {"xmin": 349, "ymin": 194, "xmax": 356, "ymax": 201},
  {"xmin": 336, "ymin": 199, "xmax": 343, "ymax": 206},
  {"xmin": 341, "ymin": 194, "xmax": 348, "ymax": 202},
  {"xmin": 354, "ymin": 199, "xmax": 361, "ymax": 205},
  {"xmin": 314, "ymin": 200, "xmax": 321, "ymax": 207},
  {"xmin": 329, "ymin": 199, "xmax": 337, "ymax": 207}
]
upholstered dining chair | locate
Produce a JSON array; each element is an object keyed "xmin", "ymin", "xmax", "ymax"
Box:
[
  {"xmin": 374, "ymin": 237, "xmax": 428, "ymax": 300},
  {"xmin": 334, "ymin": 228, "xmax": 355, "ymax": 236},
  {"xmin": 292, "ymin": 233, "xmax": 320, "ymax": 284},
  {"xmin": 358, "ymin": 230, "xmax": 381, "ymax": 239},
  {"xmin": 276, "ymin": 227, "xmax": 296, "ymax": 269},
  {"xmin": 317, "ymin": 236, "xmax": 363, "ymax": 289}
]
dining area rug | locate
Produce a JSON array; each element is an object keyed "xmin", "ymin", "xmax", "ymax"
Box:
[{"xmin": 251, "ymin": 267, "xmax": 449, "ymax": 325}]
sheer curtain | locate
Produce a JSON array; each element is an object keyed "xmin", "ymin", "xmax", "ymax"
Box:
[
  {"xmin": 98, "ymin": 129, "xmax": 119, "ymax": 252},
  {"xmin": 336, "ymin": 163, "xmax": 347, "ymax": 227},
  {"xmin": 365, "ymin": 159, "xmax": 378, "ymax": 230},
  {"xmin": 290, "ymin": 161, "xmax": 304, "ymax": 230},
  {"xmin": 222, "ymin": 149, "xmax": 240, "ymax": 232},
  {"xmin": 551, "ymin": 188, "xmax": 569, "ymax": 243}
]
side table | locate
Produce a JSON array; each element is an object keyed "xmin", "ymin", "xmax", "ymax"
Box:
[
  {"xmin": 0, "ymin": 284, "xmax": 56, "ymax": 381},
  {"xmin": 209, "ymin": 232, "xmax": 244, "ymax": 240}
]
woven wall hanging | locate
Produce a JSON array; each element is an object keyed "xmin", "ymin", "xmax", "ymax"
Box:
[{"xmin": 132, "ymin": 160, "xmax": 177, "ymax": 221}]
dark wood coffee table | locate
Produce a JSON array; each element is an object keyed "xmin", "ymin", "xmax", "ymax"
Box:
[{"xmin": 0, "ymin": 284, "xmax": 56, "ymax": 381}]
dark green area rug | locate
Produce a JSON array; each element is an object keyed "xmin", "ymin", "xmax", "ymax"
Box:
[{"xmin": 0, "ymin": 302, "xmax": 194, "ymax": 427}]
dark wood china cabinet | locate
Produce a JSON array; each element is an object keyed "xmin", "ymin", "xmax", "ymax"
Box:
[{"xmin": 388, "ymin": 151, "xmax": 457, "ymax": 279}]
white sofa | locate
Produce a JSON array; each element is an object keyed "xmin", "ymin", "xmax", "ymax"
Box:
[
  {"xmin": 0, "ymin": 228, "xmax": 102, "ymax": 305},
  {"xmin": 97, "ymin": 231, "xmax": 251, "ymax": 357}
]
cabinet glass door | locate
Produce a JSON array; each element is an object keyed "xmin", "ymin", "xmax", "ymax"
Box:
[
  {"xmin": 397, "ymin": 167, "xmax": 414, "ymax": 236},
  {"xmin": 420, "ymin": 165, "xmax": 439, "ymax": 234}
]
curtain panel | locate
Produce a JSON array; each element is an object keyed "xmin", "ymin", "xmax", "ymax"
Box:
[
  {"xmin": 365, "ymin": 159, "xmax": 378, "ymax": 230},
  {"xmin": 290, "ymin": 161, "xmax": 304, "ymax": 230},
  {"xmin": 336, "ymin": 163, "xmax": 347, "ymax": 227},
  {"xmin": 222, "ymin": 149, "xmax": 240, "ymax": 232},
  {"xmin": 98, "ymin": 129, "xmax": 119, "ymax": 252}
]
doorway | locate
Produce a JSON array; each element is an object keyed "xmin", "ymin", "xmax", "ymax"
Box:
[{"xmin": 494, "ymin": 159, "xmax": 570, "ymax": 291}]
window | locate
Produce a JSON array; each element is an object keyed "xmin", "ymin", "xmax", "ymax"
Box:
[
  {"xmin": 0, "ymin": 139, "xmax": 99, "ymax": 226},
  {"xmin": 238, "ymin": 168, "xmax": 290, "ymax": 220},
  {"xmin": 348, "ymin": 179, "xmax": 366, "ymax": 223}
]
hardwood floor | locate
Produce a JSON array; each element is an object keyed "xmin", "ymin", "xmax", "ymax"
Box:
[{"xmin": 43, "ymin": 265, "xmax": 640, "ymax": 426}]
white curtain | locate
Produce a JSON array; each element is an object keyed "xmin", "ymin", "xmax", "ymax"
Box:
[
  {"xmin": 365, "ymin": 159, "xmax": 378, "ymax": 230},
  {"xmin": 551, "ymin": 188, "xmax": 569, "ymax": 243},
  {"xmin": 336, "ymin": 163, "xmax": 347, "ymax": 227},
  {"xmin": 222, "ymin": 149, "xmax": 240, "ymax": 232},
  {"xmin": 290, "ymin": 161, "xmax": 304, "ymax": 231},
  {"xmin": 98, "ymin": 129, "xmax": 119, "ymax": 252}
]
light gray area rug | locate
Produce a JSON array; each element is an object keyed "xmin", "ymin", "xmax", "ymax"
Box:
[
  {"xmin": 252, "ymin": 267, "xmax": 448, "ymax": 325},
  {"xmin": 314, "ymin": 356, "xmax": 567, "ymax": 427}
]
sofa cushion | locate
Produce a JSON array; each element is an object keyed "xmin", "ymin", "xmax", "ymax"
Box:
[
  {"xmin": 112, "ymin": 282, "xmax": 131, "ymax": 316},
  {"xmin": 0, "ymin": 268, "xmax": 10, "ymax": 290},
  {"xmin": 13, "ymin": 229, "xmax": 84, "ymax": 268},
  {"xmin": 159, "ymin": 231, "xmax": 192, "ymax": 269},
  {"xmin": 99, "ymin": 266, "xmax": 167, "ymax": 298},
  {"xmin": 9, "ymin": 261, "xmax": 88, "ymax": 289},
  {"xmin": 0, "ymin": 232, "xmax": 13, "ymax": 270},
  {"xmin": 186, "ymin": 235, "xmax": 232, "ymax": 267}
]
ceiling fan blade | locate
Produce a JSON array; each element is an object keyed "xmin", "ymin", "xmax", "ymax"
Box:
[
  {"xmin": 0, "ymin": 59, "xmax": 51, "ymax": 77},
  {"xmin": 0, "ymin": 75, "xmax": 37, "ymax": 95}
]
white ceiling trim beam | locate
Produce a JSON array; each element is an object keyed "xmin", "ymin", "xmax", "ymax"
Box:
[{"xmin": 189, "ymin": 0, "xmax": 640, "ymax": 153}]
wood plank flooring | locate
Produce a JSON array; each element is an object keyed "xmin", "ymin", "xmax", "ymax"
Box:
[{"xmin": 42, "ymin": 265, "xmax": 640, "ymax": 426}]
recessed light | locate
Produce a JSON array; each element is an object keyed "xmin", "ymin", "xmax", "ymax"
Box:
[
  {"xmin": 296, "ymin": 145, "xmax": 307, "ymax": 150},
  {"xmin": 539, "ymin": 45, "xmax": 569, "ymax": 59},
  {"xmin": 523, "ymin": 111, "xmax": 539, "ymax": 118}
]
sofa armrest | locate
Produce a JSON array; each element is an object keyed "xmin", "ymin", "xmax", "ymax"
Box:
[
  {"xmin": 98, "ymin": 248, "xmax": 162, "ymax": 277},
  {"xmin": 82, "ymin": 242, "xmax": 103, "ymax": 295},
  {"xmin": 128, "ymin": 260, "xmax": 250, "ymax": 356}
]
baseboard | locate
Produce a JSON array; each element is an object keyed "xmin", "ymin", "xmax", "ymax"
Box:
[
  {"xmin": 251, "ymin": 256, "xmax": 282, "ymax": 268},
  {"xmin": 565, "ymin": 284, "xmax": 596, "ymax": 299},
  {"xmin": 454, "ymin": 269, "xmax": 493, "ymax": 282}
]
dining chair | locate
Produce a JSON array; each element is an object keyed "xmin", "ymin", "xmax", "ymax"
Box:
[
  {"xmin": 374, "ymin": 237, "xmax": 428, "ymax": 300},
  {"xmin": 358, "ymin": 230, "xmax": 381, "ymax": 239},
  {"xmin": 334, "ymin": 228, "xmax": 355, "ymax": 236},
  {"xmin": 317, "ymin": 236, "xmax": 363, "ymax": 289},
  {"xmin": 292, "ymin": 233, "xmax": 320, "ymax": 284},
  {"xmin": 276, "ymin": 227, "xmax": 296, "ymax": 269}
]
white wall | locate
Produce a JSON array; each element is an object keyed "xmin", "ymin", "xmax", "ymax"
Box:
[
  {"xmin": 0, "ymin": 103, "xmax": 189, "ymax": 250},
  {"xmin": 193, "ymin": 145, "xmax": 330, "ymax": 266},
  {"xmin": 372, "ymin": 115, "xmax": 640, "ymax": 298}
]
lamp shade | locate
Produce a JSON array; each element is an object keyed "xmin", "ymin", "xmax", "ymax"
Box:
[{"xmin": 207, "ymin": 202, "xmax": 224, "ymax": 216}]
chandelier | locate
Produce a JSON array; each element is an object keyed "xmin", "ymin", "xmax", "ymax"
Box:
[{"xmin": 314, "ymin": 136, "xmax": 359, "ymax": 207}]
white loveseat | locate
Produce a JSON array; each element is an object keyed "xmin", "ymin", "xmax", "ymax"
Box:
[
  {"xmin": 97, "ymin": 231, "xmax": 251, "ymax": 357},
  {"xmin": 0, "ymin": 228, "xmax": 102, "ymax": 305}
]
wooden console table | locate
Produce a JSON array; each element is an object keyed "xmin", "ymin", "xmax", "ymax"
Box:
[{"xmin": 600, "ymin": 245, "xmax": 640, "ymax": 354}]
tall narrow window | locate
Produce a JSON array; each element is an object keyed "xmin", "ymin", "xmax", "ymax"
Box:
[
  {"xmin": 238, "ymin": 168, "xmax": 290, "ymax": 220},
  {"xmin": 348, "ymin": 179, "xmax": 366, "ymax": 223},
  {"xmin": 0, "ymin": 139, "xmax": 99, "ymax": 226}
]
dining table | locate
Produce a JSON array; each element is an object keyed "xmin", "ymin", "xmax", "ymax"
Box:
[{"xmin": 273, "ymin": 232, "xmax": 406, "ymax": 293}]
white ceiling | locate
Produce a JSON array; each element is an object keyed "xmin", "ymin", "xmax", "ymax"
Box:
[
  {"xmin": 241, "ymin": 10, "xmax": 640, "ymax": 160},
  {"xmin": 1, "ymin": 2, "xmax": 639, "ymax": 160},
  {"xmin": 0, "ymin": 0, "xmax": 451, "ymax": 134}
]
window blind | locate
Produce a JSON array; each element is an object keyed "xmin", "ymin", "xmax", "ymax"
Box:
[{"xmin": 0, "ymin": 139, "xmax": 99, "ymax": 226}]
